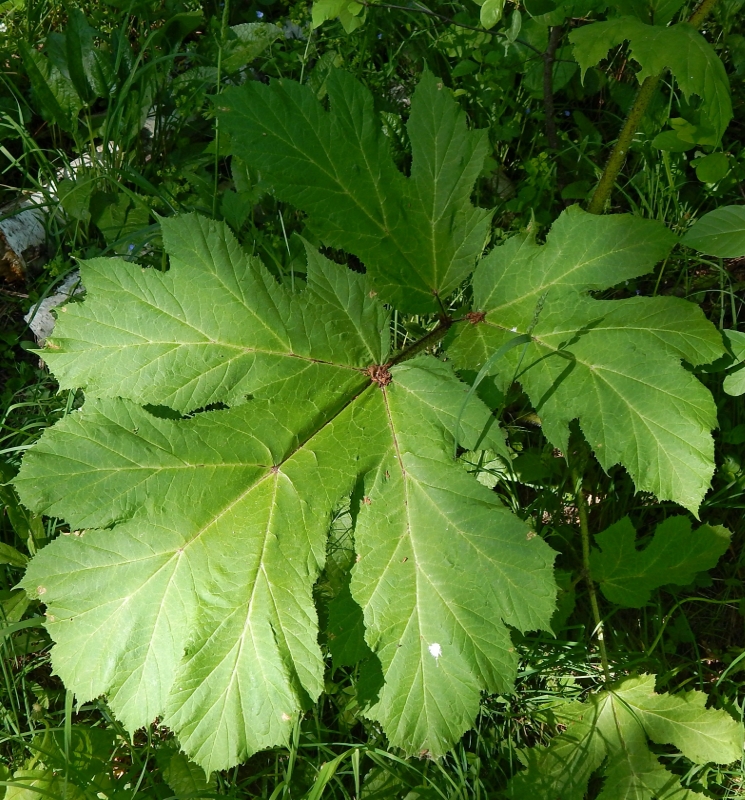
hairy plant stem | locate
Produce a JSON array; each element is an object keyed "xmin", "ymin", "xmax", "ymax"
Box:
[
  {"xmin": 572, "ymin": 467, "xmax": 611, "ymax": 682},
  {"xmin": 587, "ymin": 0, "xmax": 720, "ymax": 214}
]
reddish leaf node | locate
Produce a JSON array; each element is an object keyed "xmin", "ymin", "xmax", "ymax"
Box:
[
  {"xmin": 465, "ymin": 311, "xmax": 486, "ymax": 325},
  {"xmin": 365, "ymin": 363, "xmax": 392, "ymax": 387}
]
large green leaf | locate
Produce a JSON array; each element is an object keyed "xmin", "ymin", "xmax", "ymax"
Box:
[
  {"xmin": 16, "ymin": 214, "xmax": 556, "ymax": 771},
  {"xmin": 590, "ymin": 516, "xmax": 730, "ymax": 607},
  {"xmin": 447, "ymin": 206, "xmax": 724, "ymax": 513},
  {"xmin": 508, "ymin": 675, "xmax": 743, "ymax": 800},
  {"xmin": 219, "ymin": 70, "xmax": 492, "ymax": 313},
  {"xmin": 722, "ymin": 329, "xmax": 745, "ymax": 396},
  {"xmin": 570, "ymin": 18, "xmax": 732, "ymax": 142}
]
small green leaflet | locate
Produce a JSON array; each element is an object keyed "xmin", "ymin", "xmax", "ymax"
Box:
[
  {"xmin": 446, "ymin": 206, "xmax": 724, "ymax": 513},
  {"xmin": 508, "ymin": 675, "xmax": 744, "ymax": 800},
  {"xmin": 219, "ymin": 70, "xmax": 492, "ymax": 314},
  {"xmin": 16, "ymin": 214, "xmax": 556, "ymax": 771},
  {"xmin": 682, "ymin": 205, "xmax": 745, "ymax": 258},
  {"xmin": 474, "ymin": 0, "xmax": 506, "ymax": 29},
  {"xmin": 590, "ymin": 516, "xmax": 730, "ymax": 607},
  {"xmin": 570, "ymin": 17, "xmax": 732, "ymax": 142}
]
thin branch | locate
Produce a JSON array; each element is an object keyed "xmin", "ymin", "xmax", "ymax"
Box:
[
  {"xmin": 543, "ymin": 25, "xmax": 564, "ymax": 152},
  {"xmin": 573, "ymin": 466, "xmax": 611, "ymax": 682}
]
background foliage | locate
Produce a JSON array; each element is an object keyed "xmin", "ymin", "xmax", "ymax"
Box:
[{"xmin": 0, "ymin": 0, "xmax": 745, "ymax": 797}]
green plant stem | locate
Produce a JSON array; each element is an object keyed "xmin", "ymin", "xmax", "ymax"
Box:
[
  {"xmin": 573, "ymin": 468, "xmax": 611, "ymax": 682},
  {"xmin": 391, "ymin": 317, "xmax": 454, "ymax": 364},
  {"xmin": 587, "ymin": 0, "xmax": 720, "ymax": 214}
]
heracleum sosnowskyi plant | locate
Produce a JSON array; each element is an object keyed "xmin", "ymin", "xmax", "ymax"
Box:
[{"xmin": 12, "ymin": 65, "xmax": 740, "ymax": 782}]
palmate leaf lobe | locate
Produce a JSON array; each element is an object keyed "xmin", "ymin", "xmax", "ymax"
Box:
[
  {"xmin": 219, "ymin": 70, "xmax": 492, "ymax": 314},
  {"xmin": 16, "ymin": 214, "xmax": 556, "ymax": 772},
  {"xmin": 447, "ymin": 206, "xmax": 724, "ymax": 513}
]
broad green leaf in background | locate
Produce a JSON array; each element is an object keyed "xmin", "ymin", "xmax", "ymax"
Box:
[
  {"xmin": 221, "ymin": 23, "xmax": 282, "ymax": 73},
  {"xmin": 156, "ymin": 746, "xmax": 216, "ymax": 799},
  {"xmin": 590, "ymin": 516, "xmax": 730, "ymax": 607},
  {"xmin": 508, "ymin": 675, "xmax": 743, "ymax": 800},
  {"xmin": 65, "ymin": 9, "xmax": 115, "ymax": 103},
  {"xmin": 446, "ymin": 206, "xmax": 724, "ymax": 513},
  {"xmin": 722, "ymin": 329, "xmax": 745, "ymax": 396},
  {"xmin": 90, "ymin": 192, "xmax": 151, "ymax": 253},
  {"xmin": 16, "ymin": 214, "xmax": 556, "ymax": 771},
  {"xmin": 19, "ymin": 41, "xmax": 82, "ymax": 133},
  {"xmin": 681, "ymin": 205, "xmax": 745, "ymax": 257},
  {"xmin": 570, "ymin": 18, "xmax": 733, "ymax": 142},
  {"xmin": 516, "ymin": 21, "xmax": 577, "ymax": 97},
  {"xmin": 0, "ymin": 462, "xmax": 45, "ymax": 545},
  {"xmin": 219, "ymin": 70, "xmax": 491, "ymax": 313},
  {"xmin": 1, "ymin": 589, "xmax": 31, "ymax": 623},
  {"xmin": 326, "ymin": 582, "xmax": 371, "ymax": 668},
  {"xmin": 6, "ymin": 727, "xmax": 118, "ymax": 800},
  {"xmin": 611, "ymin": 0, "xmax": 685, "ymax": 25},
  {"xmin": 58, "ymin": 174, "xmax": 94, "ymax": 223},
  {"xmin": 651, "ymin": 129, "xmax": 696, "ymax": 152},
  {"xmin": 0, "ymin": 542, "xmax": 27, "ymax": 568}
]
